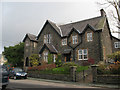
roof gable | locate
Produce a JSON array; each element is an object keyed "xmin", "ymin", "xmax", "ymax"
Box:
[
  {"xmin": 23, "ymin": 33, "xmax": 37, "ymax": 42},
  {"xmin": 39, "ymin": 44, "xmax": 58, "ymax": 54},
  {"xmin": 37, "ymin": 20, "xmax": 62, "ymax": 39}
]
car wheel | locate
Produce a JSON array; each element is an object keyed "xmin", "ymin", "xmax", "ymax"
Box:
[
  {"xmin": 24, "ymin": 76, "xmax": 27, "ymax": 79},
  {"xmin": 14, "ymin": 76, "xmax": 17, "ymax": 80},
  {"xmin": 2, "ymin": 85, "xmax": 7, "ymax": 90}
]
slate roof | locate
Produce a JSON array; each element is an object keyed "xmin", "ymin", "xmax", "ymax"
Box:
[
  {"xmin": 39, "ymin": 44, "xmax": 58, "ymax": 54},
  {"xmin": 23, "ymin": 33, "xmax": 38, "ymax": 42},
  {"xmin": 59, "ymin": 16, "xmax": 106, "ymax": 36},
  {"xmin": 47, "ymin": 16, "xmax": 106, "ymax": 37}
]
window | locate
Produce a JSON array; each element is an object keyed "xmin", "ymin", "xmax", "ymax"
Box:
[
  {"xmin": 53, "ymin": 54, "xmax": 56, "ymax": 62},
  {"xmin": 78, "ymin": 49, "xmax": 88, "ymax": 60},
  {"xmin": 26, "ymin": 41, "xmax": 29, "ymax": 46},
  {"xmin": 114, "ymin": 42, "xmax": 120, "ymax": 48},
  {"xmin": 72, "ymin": 35, "xmax": 78, "ymax": 44},
  {"xmin": 87, "ymin": 32, "xmax": 93, "ymax": 42},
  {"xmin": 34, "ymin": 42, "xmax": 37, "ymax": 48},
  {"xmin": 43, "ymin": 52, "xmax": 48, "ymax": 62},
  {"xmin": 62, "ymin": 38, "xmax": 67, "ymax": 45},
  {"xmin": 44, "ymin": 34, "xmax": 51, "ymax": 44}
]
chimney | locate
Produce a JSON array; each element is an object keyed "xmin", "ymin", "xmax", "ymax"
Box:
[{"xmin": 100, "ymin": 9, "xmax": 106, "ymax": 17}]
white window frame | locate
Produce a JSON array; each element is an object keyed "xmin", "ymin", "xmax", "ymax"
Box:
[
  {"xmin": 78, "ymin": 49, "xmax": 88, "ymax": 60},
  {"xmin": 87, "ymin": 32, "xmax": 93, "ymax": 42},
  {"xmin": 33, "ymin": 42, "xmax": 36, "ymax": 48},
  {"xmin": 53, "ymin": 54, "xmax": 56, "ymax": 62},
  {"xmin": 26, "ymin": 41, "xmax": 29, "ymax": 46},
  {"xmin": 72, "ymin": 35, "xmax": 78, "ymax": 44},
  {"xmin": 43, "ymin": 52, "xmax": 48, "ymax": 62},
  {"xmin": 62, "ymin": 38, "xmax": 67, "ymax": 46},
  {"xmin": 114, "ymin": 42, "xmax": 120, "ymax": 48},
  {"xmin": 44, "ymin": 34, "xmax": 51, "ymax": 44}
]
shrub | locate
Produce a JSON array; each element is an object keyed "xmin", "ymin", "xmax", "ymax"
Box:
[
  {"xmin": 48, "ymin": 53, "xmax": 53, "ymax": 64},
  {"xmin": 27, "ymin": 64, "xmax": 56, "ymax": 71},
  {"xmin": 62, "ymin": 62, "xmax": 78, "ymax": 67},
  {"xmin": 55, "ymin": 54, "xmax": 63, "ymax": 67},
  {"xmin": 29, "ymin": 54, "xmax": 39, "ymax": 67},
  {"xmin": 107, "ymin": 51, "xmax": 120, "ymax": 62},
  {"xmin": 76, "ymin": 66, "xmax": 89, "ymax": 72}
]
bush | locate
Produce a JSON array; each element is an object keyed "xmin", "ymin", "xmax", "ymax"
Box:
[
  {"xmin": 62, "ymin": 62, "xmax": 78, "ymax": 67},
  {"xmin": 107, "ymin": 51, "xmax": 120, "ymax": 62},
  {"xmin": 76, "ymin": 66, "xmax": 89, "ymax": 72},
  {"xmin": 97, "ymin": 61, "xmax": 120, "ymax": 75},
  {"xmin": 27, "ymin": 64, "xmax": 56, "ymax": 71},
  {"xmin": 48, "ymin": 53, "xmax": 53, "ymax": 64},
  {"xmin": 29, "ymin": 54, "xmax": 39, "ymax": 67},
  {"xmin": 55, "ymin": 54, "xmax": 63, "ymax": 67}
]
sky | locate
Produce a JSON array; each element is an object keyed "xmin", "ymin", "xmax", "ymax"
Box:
[{"xmin": 0, "ymin": 0, "xmax": 119, "ymax": 54}]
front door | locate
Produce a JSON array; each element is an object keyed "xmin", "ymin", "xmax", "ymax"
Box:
[{"xmin": 64, "ymin": 53, "xmax": 71, "ymax": 62}]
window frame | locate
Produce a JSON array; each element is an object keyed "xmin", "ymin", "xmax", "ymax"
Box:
[
  {"xmin": 78, "ymin": 49, "xmax": 88, "ymax": 60},
  {"xmin": 43, "ymin": 51, "xmax": 48, "ymax": 62},
  {"xmin": 44, "ymin": 34, "xmax": 51, "ymax": 44},
  {"xmin": 87, "ymin": 32, "xmax": 93, "ymax": 42},
  {"xmin": 62, "ymin": 38, "xmax": 67, "ymax": 46},
  {"xmin": 72, "ymin": 35, "xmax": 78, "ymax": 44},
  {"xmin": 114, "ymin": 42, "xmax": 120, "ymax": 48}
]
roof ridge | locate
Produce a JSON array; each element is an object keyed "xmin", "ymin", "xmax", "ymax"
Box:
[{"xmin": 59, "ymin": 16, "xmax": 102, "ymax": 27}]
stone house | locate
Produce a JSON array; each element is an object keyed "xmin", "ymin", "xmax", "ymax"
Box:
[{"xmin": 23, "ymin": 9, "xmax": 120, "ymax": 67}]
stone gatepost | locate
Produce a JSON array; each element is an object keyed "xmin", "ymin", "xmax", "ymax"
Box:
[
  {"xmin": 91, "ymin": 65, "xmax": 99, "ymax": 83},
  {"xmin": 70, "ymin": 66, "xmax": 77, "ymax": 82}
]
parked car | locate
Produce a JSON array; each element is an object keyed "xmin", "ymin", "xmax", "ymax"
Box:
[
  {"xmin": 0, "ymin": 65, "xmax": 9, "ymax": 90},
  {"xmin": 9, "ymin": 67, "xmax": 27, "ymax": 79}
]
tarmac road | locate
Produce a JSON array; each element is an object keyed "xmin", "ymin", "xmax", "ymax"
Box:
[{"xmin": 5, "ymin": 79, "xmax": 119, "ymax": 90}]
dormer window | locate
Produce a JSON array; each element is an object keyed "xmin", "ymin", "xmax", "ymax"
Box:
[
  {"xmin": 44, "ymin": 34, "xmax": 51, "ymax": 44},
  {"xmin": 87, "ymin": 32, "xmax": 93, "ymax": 42},
  {"xmin": 72, "ymin": 35, "xmax": 78, "ymax": 44},
  {"xmin": 62, "ymin": 38, "xmax": 67, "ymax": 46},
  {"xmin": 114, "ymin": 42, "xmax": 120, "ymax": 48}
]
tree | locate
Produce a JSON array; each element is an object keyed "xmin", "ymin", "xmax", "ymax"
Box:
[
  {"xmin": 97, "ymin": 0, "xmax": 120, "ymax": 30},
  {"xmin": 29, "ymin": 54, "xmax": 39, "ymax": 67},
  {"xmin": 3, "ymin": 42, "xmax": 24, "ymax": 67}
]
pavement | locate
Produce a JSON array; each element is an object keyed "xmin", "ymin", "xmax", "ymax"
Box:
[{"xmin": 28, "ymin": 77, "xmax": 120, "ymax": 89}]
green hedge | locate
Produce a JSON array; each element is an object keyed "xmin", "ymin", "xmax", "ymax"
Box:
[
  {"xmin": 28, "ymin": 63, "xmax": 89, "ymax": 74},
  {"xmin": 76, "ymin": 66, "xmax": 89, "ymax": 72}
]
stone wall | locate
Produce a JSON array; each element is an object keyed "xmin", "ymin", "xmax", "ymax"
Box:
[
  {"xmin": 91, "ymin": 65, "xmax": 120, "ymax": 85},
  {"xmin": 97, "ymin": 75, "xmax": 120, "ymax": 84},
  {"xmin": 28, "ymin": 73, "xmax": 71, "ymax": 81},
  {"xmin": 27, "ymin": 66, "xmax": 92, "ymax": 82}
]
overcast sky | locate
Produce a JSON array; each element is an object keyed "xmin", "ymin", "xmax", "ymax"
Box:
[{"xmin": 0, "ymin": 0, "xmax": 118, "ymax": 54}]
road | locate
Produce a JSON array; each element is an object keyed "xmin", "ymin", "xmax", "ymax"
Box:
[{"xmin": 6, "ymin": 79, "xmax": 118, "ymax": 90}]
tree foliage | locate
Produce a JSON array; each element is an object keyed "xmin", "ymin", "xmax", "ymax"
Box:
[
  {"xmin": 29, "ymin": 54, "xmax": 39, "ymax": 67},
  {"xmin": 107, "ymin": 51, "xmax": 120, "ymax": 62},
  {"xmin": 3, "ymin": 42, "xmax": 24, "ymax": 67}
]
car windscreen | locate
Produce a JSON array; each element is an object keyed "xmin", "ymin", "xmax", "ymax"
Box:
[{"xmin": 14, "ymin": 68, "xmax": 23, "ymax": 72}]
